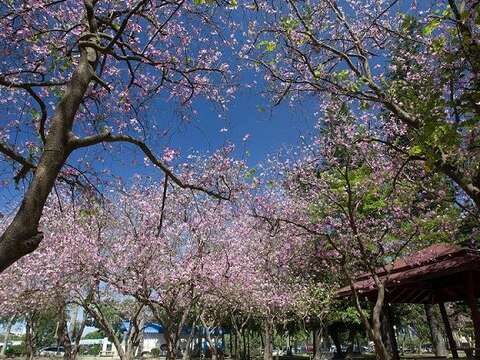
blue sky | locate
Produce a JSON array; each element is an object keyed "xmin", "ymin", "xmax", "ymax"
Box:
[{"xmin": 0, "ymin": 82, "xmax": 318, "ymax": 212}]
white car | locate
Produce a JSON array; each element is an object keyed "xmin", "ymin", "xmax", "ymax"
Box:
[
  {"xmin": 272, "ymin": 349, "xmax": 286, "ymax": 356},
  {"xmin": 39, "ymin": 346, "xmax": 65, "ymax": 357}
]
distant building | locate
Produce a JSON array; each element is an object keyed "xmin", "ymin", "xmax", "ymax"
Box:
[{"xmin": 119, "ymin": 322, "xmax": 227, "ymax": 355}]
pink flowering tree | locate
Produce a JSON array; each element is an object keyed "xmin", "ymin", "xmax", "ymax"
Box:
[
  {"xmin": 0, "ymin": 194, "xmax": 105, "ymax": 360},
  {"xmin": 203, "ymin": 200, "xmax": 332, "ymax": 360},
  {"xmin": 246, "ymin": 0, "xmax": 480, "ymax": 215},
  {"xmin": 78, "ymin": 148, "xmax": 248, "ymax": 360},
  {"xmin": 251, "ymin": 103, "xmax": 459, "ymax": 360},
  {"xmin": 0, "ymin": 0, "xmax": 237, "ymax": 271}
]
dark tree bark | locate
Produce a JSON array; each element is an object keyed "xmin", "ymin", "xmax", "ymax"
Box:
[
  {"xmin": 439, "ymin": 303, "xmax": 459, "ymax": 358},
  {"xmin": 25, "ymin": 313, "xmax": 38, "ymax": 360},
  {"xmin": 425, "ymin": 304, "xmax": 446, "ymax": 357},
  {"xmin": 329, "ymin": 327, "xmax": 343, "ymax": 359},
  {"xmin": 345, "ymin": 328, "xmax": 357, "ymax": 359},
  {"xmin": 234, "ymin": 330, "xmax": 238, "ymax": 359},
  {"xmin": 0, "ymin": 0, "xmax": 99, "ymax": 272},
  {"xmin": 242, "ymin": 328, "xmax": 246, "ymax": 360}
]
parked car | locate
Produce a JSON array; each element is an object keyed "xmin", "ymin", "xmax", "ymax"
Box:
[
  {"xmin": 421, "ymin": 344, "xmax": 433, "ymax": 353},
  {"xmin": 39, "ymin": 346, "xmax": 65, "ymax": 357}
]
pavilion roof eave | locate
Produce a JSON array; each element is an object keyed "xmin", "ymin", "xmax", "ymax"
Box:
[{"xmin": 337, "ymin": 243, "xmax": 480, "ymax": 304}]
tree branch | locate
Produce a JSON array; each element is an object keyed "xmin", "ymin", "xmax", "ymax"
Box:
[
  {"xmin": 0, "ymin": 142, "xmax": 37, "ymax": 183},
  {"xmin": 68, "ymin": 132, "xmax": 230, "ymax": 200}
]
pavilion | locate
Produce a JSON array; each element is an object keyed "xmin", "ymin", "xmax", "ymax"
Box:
[{"xmin": 337, "ymin": 244, "xmax": 480, "ymax": 360}]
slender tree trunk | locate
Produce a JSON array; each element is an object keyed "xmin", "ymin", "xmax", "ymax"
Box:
[
  {"xmin": 58, "ymin": 305, "xmax": 72, "ymax": 360},
  {"xmin": 424, "ymin": 304, "xmax": 446, "ymax": 356},
  {"xmin": 263, "ymin": 319, "xmax": 273, "ymax": 360},
  {"xmin": 286, "ymin": 331, "xmax": 291, "ymax": 355},
  {"xmin": 345, "ymin": 329, "xmax": 357, "ymax": 359},
  {"xmin": 247, "ymin": 330, "xmax": 250, "ymax": 360},
  {"xmin": 313, "ymin": 327, "xmax": 323, "ymax": 360},
  {"xmin": 72, "ymin": 302, "xmax": 87, "ymax": 360},
  {"xmin": 371, "ymin": 296, "xmax": 391, "ymax": 360},
  {"xmin": 439, "ymin": 303, "xmax": 459, "ymax": 358},
  {"xmin": 221, "ymin": 331, "xmax": 225, "ymax": 360},
  {"xmin": 25, "ymin": 315, "xmax": 36, "ymax": 360},
  {"xmin": 380, "ymin": 312, "xmax": 392, "ymax": 356},
  {"xmin": 1, "ymin": 316, "xmax": 14, "ymax": 356},
  {"xmin": 234, "ymin": 331, "xmax": 238, "ymax": 360},
  {"xmin": 85, "ymin": 303, "xmax": 128, "ymax": 360},
  {"xmin": 204, "ymin": 325, "xmax": 218, "ymax": 360},
  {"xmin": 182, "ymin": 324, "xmax": 196, "ymax": 360},
  {"xmin": 345, "ymin": 266, "xmax": 390, "ymax": 360},
  {"xmin": 242, "ymin": 328, "xmax": 246, "ymax": 360}
]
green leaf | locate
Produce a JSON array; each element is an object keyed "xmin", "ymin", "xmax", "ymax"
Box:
[
  {"xmin": 335, "ymin": 69, "xmax": 350, "ymax": 81},
  {"xmin": 422, "ymin": 19, "xmax": 441, "ymax": 36},
  {"xmin": 244, "ymin": 168, "xmax": 256, "ymax": 179},
  {"xmin": 409, "ymin": 145, "xmax": 423, "ymax": 156},
  {"xmin": 257, "ymin": 40, "xmax": 277, "ymax": 52}
]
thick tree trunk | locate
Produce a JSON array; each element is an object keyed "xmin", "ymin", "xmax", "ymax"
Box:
[
  {"xmin": 59, "ymin": 303, "xmax": 86, "ymax": 360},
  {"xmin": 1, "ymin": 316, "xmax": 14, "ymax": 356},
  {"xmin": 345, "ymin": 266, "xmax": 391, "ymax": 360},
  {"xmin": 424, "ymin": 304, "xmax": 446, "ymax": 356},
  {"xmin": 165, "ymin": 330, "xmax": 177, "ymax": 360},
  {"xmin": 0, "ymin": 2, "xmax": 98, "ymax": 273},
  {"xmin": 329, "ymin": 328, "xmax": 343, "ymax": 359},
  {"xmin": 380, "ymin": 312, "xmax": 393, "ymax": 357},
  {"xmin": 367, "ymin": 285, "xmax": 391, "ymax": 360},
  {"xmin": 263, "ymin": 319, "xmax": 273, "ymax": 360}
]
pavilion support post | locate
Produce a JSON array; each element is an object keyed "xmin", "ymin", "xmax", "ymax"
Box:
[
  {"xmin": 385, "ymin": 303, "xmax": 400, "ymax": 360},
  {"xmin": 439, "ymin": 302, "xmax": 459, "ymax": 359},
  {"xmin": 466, "ymin": 272, "xmax": 480, "ymax": 360}
]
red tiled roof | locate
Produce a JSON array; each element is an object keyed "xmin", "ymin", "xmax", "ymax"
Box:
[{"xmin": 337, "ymin": 244, "xmax": 480, "ymax": 303}]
